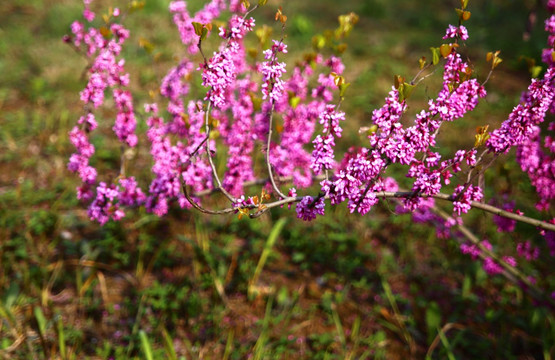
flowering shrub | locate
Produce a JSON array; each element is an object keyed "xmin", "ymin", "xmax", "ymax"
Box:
[{"xmin": 66, "ymin": 0, "xmax": 555, "ymax": 302}]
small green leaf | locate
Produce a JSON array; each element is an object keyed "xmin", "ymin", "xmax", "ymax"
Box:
[
  {"xmin": 431, "ymin": 47, "xmax": 440, "ymax": 65},
  {"xmin": 258, "ymin": 0, "xmax": 268, "ymax": 5},
  {"xmin": 201, "ymin": 27, "xmax": 208, "ymax": 41},
  {"xmin": 209, "ymin": 130, "xmax": 220, "ymax": 139},
  {"xmin": 289, "ymin": 96, "xmax": 301, "ymax": 109},
  {"xmin": 128, "ymin": 0, "xmax": 145, "ymax": 12},
  {"xmin": 339, "ymin": 83, "xmax": 351, "ymax": 97},
  {"xmin": 192, "ymin": 22, "xmax": 204, "ymax": 37},
  {"xmin": 400, "ymin": 82, "xmax": 414, "ymax": 101},
  {"xmin": 312, "ymin": 35, "xmax": 326, "ymax": 50},
  {"xmin": 419, "ymin": 56, "xmax": 427, "ymax": 69},
  {"xmin": 531, "ymin": 65, "xmax": 543, "ymax": 78}
]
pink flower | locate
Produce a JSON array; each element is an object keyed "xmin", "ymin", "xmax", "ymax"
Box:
[
  {"xmin": 260, "ymin": 40, "xmax": 288, "ymax": 102},
  {"xmin": 443, "ymin": 24, "xmax": 469, "ymax": 41},
  {"xmin": 296, "ymin": 196, "xmax": 325, "ymax": 221}
]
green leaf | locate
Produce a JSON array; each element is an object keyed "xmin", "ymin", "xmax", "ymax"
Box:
[
  {"xmin": 431, "ymin": 47, "xmax": 440, "ymax": 65},
  {"xmin": 258, "ymin": 0, "xmax": 268, "ymax": 5},
  {"xmin": 312, "ymin": 35, "xmax": 326, "ymax": 50},
  {"xmin": 400, "ymin": 82, "xmax": 414, "ymax": 101},
  {"xmin": 531, "ymin": 65, "xmax": 542, "ymax": 78},
  {"xmin": 339, "ymin": 83, "xmax": 351, "ymax": 98},
  {"xmin": 418, "ymin": 56, "xmax": 427, "ymax": 69},
  {"xmin": 289, "ymin": 96, "xmax": 301, "ymax": 109},
  {"xmin": 192, "ymin": 22, "xmax": 204, "ymax": 37}
]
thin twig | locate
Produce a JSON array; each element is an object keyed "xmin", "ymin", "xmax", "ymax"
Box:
[
  {"xmin": 410, "ymin": 62, "xmax": 434, "ymax": 85},
  {"xmin": 190, "ymin": 173, "xmax": 555, "ymax": 232},
  {"xmin": 190, "ymin": 135, "xmax": 209, "ymax": 157},
  {"xmin": 204, "ymin": 101, "xmax": 237, "ymax": 203},
  {"xmin": 250, "ymin": 195, "xmax": 305, "ymax": 218},
  {"xmin": 182, "ymin": 182, "xmax": 239, "ymax": 215},
  {"xmin": 431, "ymin": 206, "xmax": 553, "ymax": 305},
  {"xmin": 265, "ymin": 101, "xmax": 289, "ymax": 199},
  {"xmin": 377, "ymin": 191, "xmax": 555, "ymax": 232},
  {"xmin": 263, "ymin": 21, "xmax": 289, "ymax": 200}
]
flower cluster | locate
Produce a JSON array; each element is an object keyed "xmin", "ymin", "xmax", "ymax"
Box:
[
  {"xmin": 517, "ymin": 241, "xmax": 540, "ymax": 261},
  {"xmin": 310, "ymin": 105, "xmax": 345, "ymax": 174},
  {"xmin": 265, "ymin": 56, "xmax": 342, "ymax": 190},
  {"xmin": 488, "ymin": 16, "xmax": 555, "ymax": 156},
  {"xmin": 260, "ymin": 40, "xmax": 288, "ymax": 102},
  {"xmin": 492, "ymin": 201, "xmax": 518, "ymax": 232},
  {"xmin": 201, "ymin": 17, "xmax": 256, "ymax": 109},
  {"xmin": 487, "ymin": 68, "xmax": 555, "ymax": 154},
  {"xmin": 88, "ymin": 182, "xmax": 124, "ymax": 225},
  {"xmin": 68, "ymin": 125, "xmax": 96, "ymax": 201},
  {"xmin": 65, "ymin": 0, "xmax": 555, "ymax": 283},
  {"xmin": 443, "ymin": 24, "xmax": 469, "ymax": 41},
  {"xmin": 169, "ymin": 0, "xmax": 228, "ymax": 54},
  {"xmin": 67, "ymin": 5, "xmax": 142, "ymax": 223},
  {"xmin": 322, "ymin": 147, "xmax": 386, "ymax": 214},
  {"xmin": 223, "ymin": 79, "xmax": 256, "ymax": 196},
  {"xmin": 461, "ymin": 240, "xmax": 516, "ymax": 276},
  {"xmin": 296, "ymin": 196, "xmax": 325, "ymax": 221},
  {"xmin": 113, "ymin": 89, "xmax": 138, "ymax": 147},
  {"xmin": 160, "ymin": 60, "xmax": 194, "ymax": 123},
  {"xmin": 512, "ymin": 18, "xmax": 555, "ymax": 211},
  {"xmin": 201, "ymin": 43, "xmax": 240, "ymax": 108},
  {"xmin": 452, "ymin": 185, "xmax": 483, "ymax": 216}
]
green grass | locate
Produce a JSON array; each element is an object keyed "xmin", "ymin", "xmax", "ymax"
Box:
[{"xmin": 0, "ymin": 0, "xmax": 554, "ymax": 358}]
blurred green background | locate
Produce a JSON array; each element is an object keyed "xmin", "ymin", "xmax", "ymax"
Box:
[{"xmin": 1, "ymin": 0, "xmax": 554, "ymax": 359}]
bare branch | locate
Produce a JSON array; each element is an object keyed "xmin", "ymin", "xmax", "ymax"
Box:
[
  {"xmin": 431, "ymin": 206, "xmax": 554, "ymax": 306},
  {"xmin": 204, "ymin": 101, "xmax": 237, "ymax": 203},
  {"xmin": 376, "ymin": 191, "xmax": 555, "ymax": 232},
  {"xmin": 189, "ymin": 172, "xmax": 555, "ymax": 232},
  {"xmin": 182, "ymin": 182, "xmax": 238, "ymax": 216},
  {"xmin": 265, "ymin": 101, "xmax": 289, "ymax": 199}
]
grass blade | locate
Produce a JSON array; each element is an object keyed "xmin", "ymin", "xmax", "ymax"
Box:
[
  {"xmin": 139, "ymin": 330, "xmax": 154, "ymax": 360},
  {"xmin": 249, "ymin": 218, "xmax": 287, "ymax": 299},
  {"xmin": 161, "ymin": 327, "xmax": 178, "ymax": 360}
]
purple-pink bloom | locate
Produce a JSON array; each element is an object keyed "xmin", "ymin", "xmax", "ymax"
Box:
[
  {"xmin": 452, "ymin": 185, "xmax": 483, "ymax": 216},
  {"xmin": 443, "ymin": 24, "xmax": 469, "ymax": 41},
  {"xmin": 296, "ymin": 196, "xmax": 325, "ymax": 221},
  {"xmin": 483, "ymin": 257, "xmax": 503, "ymax": 275},
  {"xmin": 260, "ymin": 40, "xmax": 288, "ymax": 103}
]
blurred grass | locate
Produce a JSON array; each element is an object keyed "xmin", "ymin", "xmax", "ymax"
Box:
[{"xmin": 0, "ymin": 0, "xmax": 554, "ymax": 358}]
